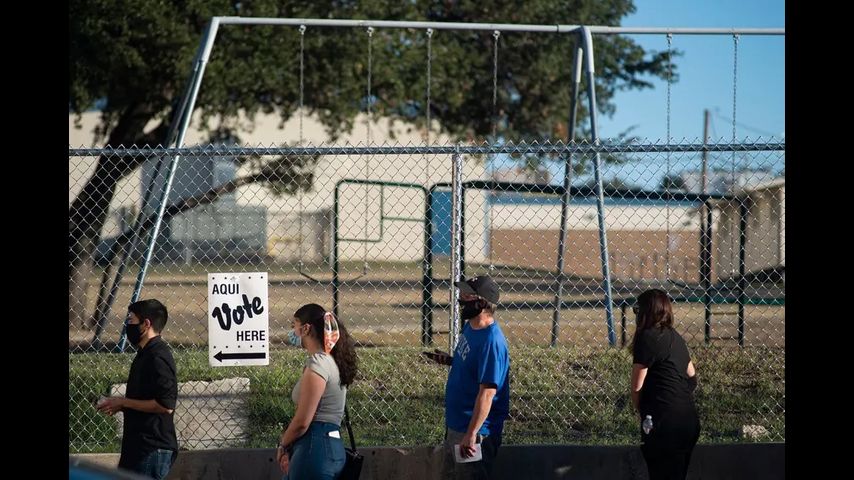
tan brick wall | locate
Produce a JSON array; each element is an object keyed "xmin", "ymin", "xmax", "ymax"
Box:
[{"xmin": 491, "ymin": 229, "xmax": 716, "ymax": 282}]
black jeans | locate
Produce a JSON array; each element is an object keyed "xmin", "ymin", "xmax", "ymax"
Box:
[{"xmin": 640, "ymin": 411, "xmax": 700, "ymax": 480}]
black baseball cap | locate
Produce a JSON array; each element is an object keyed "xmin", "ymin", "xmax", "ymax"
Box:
[{"xmin": 455, "ymin": 275, "xmax": 500, "ymax": 304}]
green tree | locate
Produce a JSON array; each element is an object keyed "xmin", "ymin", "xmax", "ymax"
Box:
[{"xmin": 69, "ymin": 0, "xmax": 675, "ymax": 329}]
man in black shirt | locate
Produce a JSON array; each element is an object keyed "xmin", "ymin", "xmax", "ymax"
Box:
[{"xmin": 97, "ymin": 299, "xmax": 178, "ymax": 479}]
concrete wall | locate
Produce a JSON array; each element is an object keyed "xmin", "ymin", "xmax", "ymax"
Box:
[{"xmin": 72, "ymin": 443, "xmax": 783, "ymax": 480}]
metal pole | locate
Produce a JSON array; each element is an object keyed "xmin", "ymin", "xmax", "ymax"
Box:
[
  {"xmin": 738, "ymin": 199, "xmax": 748, "ymax": 347},
  {"xmin": 702, "ymin": 200, "xmax": 713, "ymax": 344},
  {"xmin": 459, "ymin": 185, "xmax": 467, "ymax": 280},
  {"xmin": 213, "ymin": 17, "xmax": 784, "ymax": 36},
  {"xmin": 702, "ymin": 109, "xmax": 710, "ymax": 196},
  {"xmin": 119, "ymin": 18, "xmax": 222, "ymax": 352},
  {"xmin": 620, "ymin": 303, "xmax": 627, "ymax": 347},
  {"xmin": 422, "ymin": 189, "xmax": 435, "ymax": 346},
  {"xmin": 580, "ymin": 26, "xmax": 617, "ymax": 347},
  {"xmin": 551, "ymin": 44, "xmax": 584, "ymax": 347},
  {"xmin": 450, "ymin": 147, "xmax": 464, "ymax": 351},
  {"xmin": 332, "ymin": 183, "xmax": 341, "ymax": 322},
  {"xmin": 700, "ymin": 110, "xmax": 713, "ymax": 344},
  {"xmin": 699, "ymin": 111, "xmax": 711, "ymax": 284}
]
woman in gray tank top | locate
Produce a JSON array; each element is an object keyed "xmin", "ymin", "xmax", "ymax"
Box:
[{"xmin": 276, "ymin": 304, "xmax": 359, "ymax": 479}]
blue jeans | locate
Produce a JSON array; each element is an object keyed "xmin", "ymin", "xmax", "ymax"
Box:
[
  {"xmin": 127, "ymin": 448, "xmax": 176, "ymax": 480},
  {"xmin": 284, "ymin": 421, "xmax": 346, "ymax": 480}
]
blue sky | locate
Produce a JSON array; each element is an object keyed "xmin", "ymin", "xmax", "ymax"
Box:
[
  {"xmin": 495, "ymin": 0, "xmax": 785, "ymax": 191},
  {"xmin": 600, "ymin": 0, "xmax": 785, "ymax": 142}
]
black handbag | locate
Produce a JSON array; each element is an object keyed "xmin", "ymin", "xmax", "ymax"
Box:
[{"xmin": 340, "ymin": 405, "xmax": 364, "ymax": 479}]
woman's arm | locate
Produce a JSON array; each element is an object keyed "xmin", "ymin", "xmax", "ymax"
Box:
[
  {"xmin": 686, "ymin": 360, "xmax": 698, "ymax": 391},
  {"xmin": 631, "ymin": 363, "xmax": 648, "ymax": 415},
  {"xmin": 279, "ymin": 367, "xmax": 327, "ymax": 449}
]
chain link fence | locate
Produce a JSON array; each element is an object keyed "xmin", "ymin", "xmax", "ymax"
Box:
[{"xmin": 69, "ymin": 140, "xmax": 784, "ymax": 453}]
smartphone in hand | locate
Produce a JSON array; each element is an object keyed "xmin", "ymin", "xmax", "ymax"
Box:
[{"xmin": 421, "ymin": 349, "xmax": 452, "ymax": 366}]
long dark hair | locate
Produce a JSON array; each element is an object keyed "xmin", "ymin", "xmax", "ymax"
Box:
[
  {"xmin": 294, "ymin": 304, "xmax": 358, "ymax": 387},
  {"xmin": 630, "ymin": 289, "xmax": 674, "ymax": 353}
]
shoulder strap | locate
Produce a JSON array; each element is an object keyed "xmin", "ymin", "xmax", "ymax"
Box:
[{"xmin": 343, "ymin": 405, "xmax": 357, "ymax": 452}]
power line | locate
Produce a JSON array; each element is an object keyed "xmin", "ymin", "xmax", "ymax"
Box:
[{"xmin": 713, "ymin": 112, "xmax": 780, "ymax": 138}]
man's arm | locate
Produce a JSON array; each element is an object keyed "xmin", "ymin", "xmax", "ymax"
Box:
[
  {"xmin": 459, "ymin": 384, "xmax": 497, "ymax": 458},
  {"xmin": 97, "ymin": 397, "xmax": 173, "ymax": 415},
  {"xmin": 97, "ymin": 355, "xmax": 177, "ymax": 416},
  {"xmin": 123, "ymin": 398, "xmax": 174, "ymax": 414}
]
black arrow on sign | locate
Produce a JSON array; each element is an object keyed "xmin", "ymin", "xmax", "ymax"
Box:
[{"xmin": 214, "ymin": 351, "xmax": 267, "ymax": 362}]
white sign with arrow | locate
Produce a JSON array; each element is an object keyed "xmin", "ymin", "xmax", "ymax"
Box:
[{"xmin": 208, "ymin": 272, "xmax": 269, "ymax": 367}]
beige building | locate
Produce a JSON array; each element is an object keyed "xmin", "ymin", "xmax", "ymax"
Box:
[
  {"xmin": 69, "ymin": 110, "xmax": 488, "ymax": 264},
  {"xmin": 714, "ymin": 177, "xmax": 785, "ymax": 279}
]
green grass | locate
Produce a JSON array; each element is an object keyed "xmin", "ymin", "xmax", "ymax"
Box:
[{"xmin": 69, "ymin": 344, "xmax": 784, "ymax": 453}]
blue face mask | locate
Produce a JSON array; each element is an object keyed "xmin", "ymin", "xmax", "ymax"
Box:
[{"xmin": 287, "ymin": 327, "xmax": 303, "ymax": 347}]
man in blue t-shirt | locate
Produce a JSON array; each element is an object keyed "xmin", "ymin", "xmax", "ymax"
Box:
[{"xmin": 427, "ymin": 275, "xmax": 510, "ymax": 479}]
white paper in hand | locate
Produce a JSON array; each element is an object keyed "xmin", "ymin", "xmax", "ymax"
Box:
[{"xmin": 453, "ymin": 443, "xmax": 483, "ymax": 463}]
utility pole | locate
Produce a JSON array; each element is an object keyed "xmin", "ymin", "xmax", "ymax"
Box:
[{"xmin": 702, "ymin": 109, "xmax": 710, "ymax": 195}]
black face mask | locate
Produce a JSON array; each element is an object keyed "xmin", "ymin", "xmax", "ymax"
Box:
[
  {"xmin": 126, "ymin": 323, "xmax": 144, "ymax": 346},
  {"xmin": 459, "ymin": 299, "xmax": 484, "ymax": 320}
]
